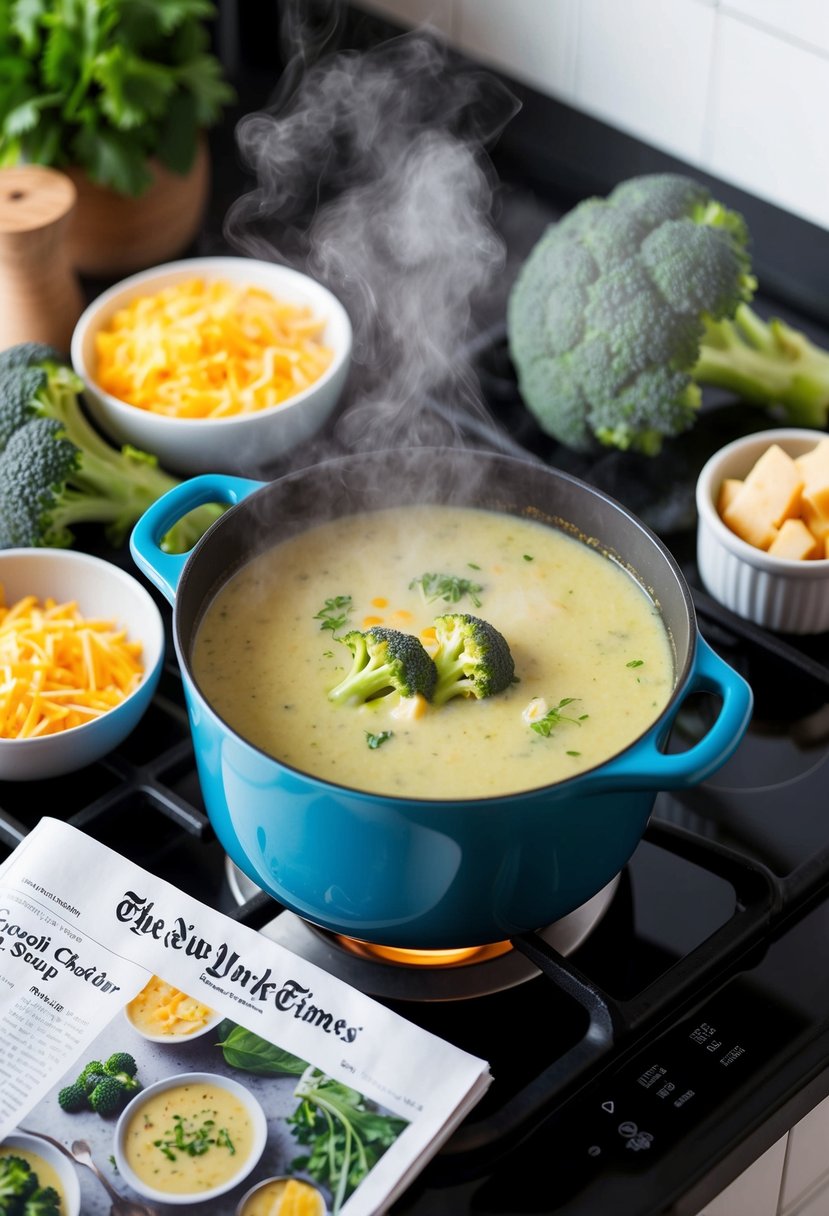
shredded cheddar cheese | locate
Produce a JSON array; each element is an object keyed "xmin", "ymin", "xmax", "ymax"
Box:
[
  {"xmin": 0, "ymin": 590, "xmax": 143, "ymax": 739},
  {"xmin": 93, "ymin": 277, "xmax": 334, "ymax": 420}
]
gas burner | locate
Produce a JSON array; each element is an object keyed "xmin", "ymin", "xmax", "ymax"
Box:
[{"xmin": 225, "ymin": 858, "xmax": 619, "ymax": 1002}]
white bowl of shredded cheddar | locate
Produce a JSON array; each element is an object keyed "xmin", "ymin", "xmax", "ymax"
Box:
[
  {"xmin": 0, "ymin": 548, "xmax": 164, "ymax": 779},
  {"xmin": 71, "ymin": 256, "xmax": 353, "ymax": 476}
]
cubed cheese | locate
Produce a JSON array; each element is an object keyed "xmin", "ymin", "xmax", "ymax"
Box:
[
  {"xmin": 795, "ymin": 439, "xmax": 829, "ymax": 539},
  {"xmin": 717, "ymin": 478, "xmax": 743, "ymax": 515},
  {"xmin": 722, "ymin": 444, "xmax": 803, "ymax": 549},
  {"xmin": 768, "ymin": 518, "xmax": 821, "ymax": 560},
  {"xmin": 795, "ymin": 437, "xmax": 829, "ymax": 487}
]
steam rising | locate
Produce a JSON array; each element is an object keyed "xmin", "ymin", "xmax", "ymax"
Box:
[{"xmin": 225, "ymin": 26, "xmax": 519, "ymax": 453}]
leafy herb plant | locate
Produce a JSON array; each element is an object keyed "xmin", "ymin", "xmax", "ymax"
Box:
[
  {"xmin": 0, "ymin": 0, "xmax": 234, "ymax": 196},
  {"xmin": 217, "ymin": 1028, "xmax": 407, "ymax": 1215},
  {"xmin": 289, "ymin": 1068, "xmax": 408, "ymax": 1214}
]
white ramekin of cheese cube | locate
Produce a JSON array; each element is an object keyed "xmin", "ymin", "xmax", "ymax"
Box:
[{"xmin": 696, "ymin": 428, "xmax": 829, "ymax": 634}]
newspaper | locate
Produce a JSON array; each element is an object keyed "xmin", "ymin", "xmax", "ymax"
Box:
[{"xmin": 0, "ymin": 818, "xmax": 491, "ymax": 1216}]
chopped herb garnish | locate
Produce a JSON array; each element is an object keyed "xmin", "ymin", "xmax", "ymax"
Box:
[
  {"xmin": 314, "ymin": 595, "xmax": 353, "ymax": 636},
  {"xmin": 366, "ymin": 730, "xmax": 394, "ymax": 749},
  {"xmin": 566, "ymin": 750, "xmax": 581, "ymax": 756},
  {"xmin": 153, "ymin": 1112, "xmax": 235, "ymax": 1161},
  {"xmin": 468, "ymin": 562, "xmax": 481, "ymax": 570},
  {"xmin": 409, "ymin": 572, "xmax": 483, "ymax": 608},
  {"xmin": 530, "ymin": 698, "xmax": 585, "ymax": 737},
  {"xmin": 626, "ymin": 659, "xmax": 645, "ymax": 668},
  {"xmin": 523, "ymin": 554, "xmax": 534, "ymax": 561}
]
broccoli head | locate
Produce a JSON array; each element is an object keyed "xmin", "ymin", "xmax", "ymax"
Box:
[
  {"xmin": 432, "ymin": 613, "xmax": 515, "ymax": 706},
  {"xmin": 58, "ymin": 1050, "xmax": 142, "ymax": 1119},
  {"xmin": 0, "ymin": 343, "xmax": 222, "ymax": 552},
  {"xmin": 23, "ymin": 1186, "xmax": 62, "ymax": 1216},
  {"xmin": 77, "ymin": 1060, "xmax": 105, "ymax": 1088},
  {"xmin": 328, "ymin": 626, "xmax": 437, "ymax": 705},
  {"xmin": 507, "ymin": 173, "xmax": 829, "ymax": 454},
  {"xmin": 105, "ymin": 1051, "xmax": 138, "ymax": 1078},
  {"xmin": 57, "ymin": 1080, "xmax": 88, "ymax": 1112},
  {"xmin": 0, "ymin": 1155, "xmax": 38, "ymax": 1202},
  {"xmin": 88, "ymin": 1075, "xmax": 130, "ymax": 1116}
]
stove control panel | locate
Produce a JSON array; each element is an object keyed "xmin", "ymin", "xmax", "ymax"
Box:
[
  {"xmin": 509, "ymin": 979, "xmax": 805, "ymax": 1205},
  {"xmin": 576, "ymin": 1005, "xmax": 755, "ymax": 1167}
]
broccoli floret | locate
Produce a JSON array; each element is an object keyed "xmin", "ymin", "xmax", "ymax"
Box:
[
  {"xmin": 60, "ymin": 1052, "xmax": 141, "ymax": 1117},
  {"xmin": 105, "ymin": 1069, "xmax": 140, "ymax": 1094},
  {"xmin": 105, "ymin": 1051, "xmax": 138, "ymax": 1078},
  {"xmin": 507, "ymin": 172, "xmax": 829, "ymax": 454},
  {"xmin": 88, "ymin": 1075, "xmax": 129, "ymax": 1116},
  {"xmin": 81, "ymin": 1071, "xmax": 109, "ymax": 1096},
  {"xmin": 0, "ymin": 344, "xmax": 223, "ymax": 552},
  {"xmin": 57, "ymin": 1080, "xmax": 88, "ymax": 1112},
  {"xmin": 431, "ymin": 614, "xmax": 515, "ymax": 706},
  {"xmin": 77, "ymin": 1060, "xmax": 105, "ymax": 1087},
  {"xmin": 0, "ymin": 1154, "xmax": 38, "ymax": 1201},
  {"xmin": 328, "ymin": 627, "xmax": 437, "ymax": 706},
  {"xmin": 23, "ymin": 1186, "xmax": 62, "ymax": 1216}
]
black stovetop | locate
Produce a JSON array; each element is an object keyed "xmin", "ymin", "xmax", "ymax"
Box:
[{"xmin": 2, "ymin": 321, "xmax": 828, "ymax": 1214}]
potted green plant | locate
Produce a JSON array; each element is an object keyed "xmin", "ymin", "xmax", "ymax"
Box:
[{"xmin": 0, "ymin": 0, "xmax": 235, "ymax": 275}]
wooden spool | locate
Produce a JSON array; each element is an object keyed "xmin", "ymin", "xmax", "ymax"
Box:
[{"xmin": 0, "ymin": 165, "xmax": 84, "ymax": 355}]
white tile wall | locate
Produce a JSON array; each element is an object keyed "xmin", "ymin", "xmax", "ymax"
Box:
[
  {"xmin": 706, "ymin": 13, "xmax": 829, "ymax": 231},
  {"xmin": 723, "ymin": 0, "xmax": 829, "ymax": 57},
  {"xmin": 455, "ymin": 0, "xmax": 578, "ymax": 103},
  {"xmin": 351, "ymin": 0, "xmax": 829, "ymax": 231},
  {"xmin": 572, "ymin": 0, "xmax": 716, "ymax": 165}
]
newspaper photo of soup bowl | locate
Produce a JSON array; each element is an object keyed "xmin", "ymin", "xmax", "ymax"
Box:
[
  {"xmin": 124, "ymin": 976, "xmax": 223, "ymax": 1042},
  {"xmin": 113, "ymin": 1071, "xmax": 267, "ymax": 1205}
]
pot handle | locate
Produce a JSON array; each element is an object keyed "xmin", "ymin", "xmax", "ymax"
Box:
[
  {"xmin": 587, "ymin": 636, "xmax": 752, "ymax": 791},
  {"xmin": 130, "ymin": 474, "xmax": 263, "ymax": 604}
]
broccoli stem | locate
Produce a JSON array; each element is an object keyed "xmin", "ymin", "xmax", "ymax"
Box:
[
  {"xmin": 39, "ymin": 372, "xmax": 223, "ymax": 552},
  {"xmin": 694, "ymin": 303, "xmax": 829, "ymax": 428}
]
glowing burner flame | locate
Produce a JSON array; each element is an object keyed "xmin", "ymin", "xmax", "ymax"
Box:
[{"xmin": 333, "ymin": 936, "xmax": 513, "ymax": 968}]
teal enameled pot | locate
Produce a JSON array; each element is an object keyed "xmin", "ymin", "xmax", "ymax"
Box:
[{"xmin": 131, "ymin": 448, "xmax": 752, "ymax": 949}]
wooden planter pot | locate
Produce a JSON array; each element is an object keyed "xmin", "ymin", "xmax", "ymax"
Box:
[{"xmin": 64, "ymin": 136, "xmax": 210, "ymax": 278}]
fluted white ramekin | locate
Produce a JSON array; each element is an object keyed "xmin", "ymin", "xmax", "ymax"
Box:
[{"xmin": 696, "ymin": 427, "xmax": 829, "ymax": 634}]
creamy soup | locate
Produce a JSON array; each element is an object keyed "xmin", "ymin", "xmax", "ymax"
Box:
[
  {"xmin": 192, "ymin": 505, "xmax": 675, "ymax": 799},
  {"xmin": 123, "ymin": 1080, "xmax": 256, "ymax": 1194},
  {"xmin": 0, "ymin": 1147, "xmax": 65, "ymax": 1210}
]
